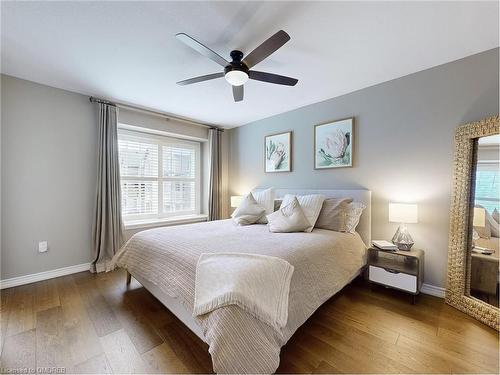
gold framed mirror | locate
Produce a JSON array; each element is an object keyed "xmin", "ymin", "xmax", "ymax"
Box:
[{"xmin": 446, "ymin": 115, "xmax": 499, "ymax": 330}]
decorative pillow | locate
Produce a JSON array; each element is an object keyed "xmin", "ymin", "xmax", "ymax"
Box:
[
  {"xmin": 267, "ymin": 197, "xmax": 311, "ymax": 233},
  {"xmin": 474, "ymin": 205, "xmax": 491, "ymax": 239},
  {"xmin": 486, "ymin": 209, "xmax": 499, "ymax": 238},
  {"xmin": 252, "ymin": 188, "xmax": 275, "ymax": 223},
  {"xmin": 344, "ymin": 202, "xmax": 366, "ymax": 233},
  {"xmin": 493, "ymin": 208, "xmax": 500, "ymax": 224},
  {"xmin": 280, "ymin": 194, "xmax": 326, "ymax": 232},
  {"xmin": 315, "ymin": 197, "xmax": 354, "ymax": 231},
  {"xmin": 231, "ymin": 193, "xmax": 266, "ymax": 225},
  {"xmin": 273, "ymin": 199, "xmax": 283, "ymax": 212}
]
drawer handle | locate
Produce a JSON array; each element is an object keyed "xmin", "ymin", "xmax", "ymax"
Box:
[{"xmin": 384, "ymin": 268, "xmax": 400, "ymax": 274}]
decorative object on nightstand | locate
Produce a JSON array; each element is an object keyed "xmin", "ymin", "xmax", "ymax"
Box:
[
  {"xmin": 389, "ymin": 203, "xmax": 418, "ymax": 250},
  {"xmin": 230, "ymin": 195, "xmax": 243, "ymax": 208},
  {"xmin": 372, "ymin": 240, "xmax": 398, "ymax": 251},
  {"xmin": 367, "ymin": 247, "xmax": 424, "ymax": 304}
]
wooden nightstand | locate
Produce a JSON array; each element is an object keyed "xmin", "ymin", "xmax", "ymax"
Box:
[{"xmin": 367, "ymin": 247, "xmax": 424, "ymax": 304}]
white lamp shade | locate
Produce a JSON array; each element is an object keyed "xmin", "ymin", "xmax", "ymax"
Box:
[
  {"xmin": 473, "ymin": 207, "xmax": 486, "ymax": 227},
  {"xmin": 389, "ymin": 203, "xmax": 418, "ymax": 224},
  {"xmin": 230, "ymin": 195, "xmax": 243, "ymax": 208}
]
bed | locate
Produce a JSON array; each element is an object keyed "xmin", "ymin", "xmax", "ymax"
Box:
[{"xmin": 113, "ymin": 189, "xmax": 371, "ymax": 373}]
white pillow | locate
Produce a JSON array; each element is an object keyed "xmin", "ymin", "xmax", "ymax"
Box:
[
  {"xmin": 493, "ymin": 208, "xmax": 500, "ymax": 224},
  {"xmin": 231, "ymin": 193, "xmax": 266, "ymax": 225},
  {"xmin": 267, "ymin": 197, "xmax": 311, "ymax": 233},
  {"xmin": 280, "ymin": 194, "xmax": 325, "ymax": 232},
  {"xmin": 252, "ymin": 188, "xmax": 275, "ymax": 224},
  {"xmin": 486, "ymin": 209, "xmax": 499, "ymax": 238},
  {"xmin": 344, "ymin": 202, "xmax": 366, "ymax": 233}
]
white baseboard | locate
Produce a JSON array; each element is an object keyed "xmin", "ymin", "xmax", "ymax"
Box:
[
  {"xmin": 0, "ymin": 262, "xmax": 91, "ymax": 289},
  {"xmin": 421, "ymin": 283, "xmax": 445, "ymax": 298}
]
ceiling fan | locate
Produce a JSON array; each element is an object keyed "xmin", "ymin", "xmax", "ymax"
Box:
[{"xmin": 175, "ymin": 30, "xmax": 298, "ymax": 102}]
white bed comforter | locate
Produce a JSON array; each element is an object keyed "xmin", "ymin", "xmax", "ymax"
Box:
[{"xmin": 111, "ymin": 219, "xmax": 366, "ymax": 374}]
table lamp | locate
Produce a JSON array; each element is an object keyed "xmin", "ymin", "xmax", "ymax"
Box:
[
  {"xmin": 389, "ymin": 203, "xmax": 418, "ymax": 251},
  {"xmin": 230, "ymin": 195, "xmax": 243, "ymax": 208},
  {"xmin": 473, "ymin": 207, "xmax": 486, "ymax": 227}
]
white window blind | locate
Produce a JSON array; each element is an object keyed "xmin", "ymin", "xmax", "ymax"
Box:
[
  {"xmin": 118, "ymin": 128, "xmax": 200, "ymax": 221},
  {"xmin": 475, "ymin": 162, "xmax": 500, "ymax": 213}
]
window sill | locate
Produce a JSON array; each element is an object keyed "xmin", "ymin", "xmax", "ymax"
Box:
[{"xmin": 124, "ymin": 214, "xmax": 208, "ymax": 230}]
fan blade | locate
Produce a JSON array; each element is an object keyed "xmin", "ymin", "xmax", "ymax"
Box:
[
  {"xmin": 176, "ymin": 33, "xmax": 229, "ymax": 67},
  {"xmin": 176, "ymin": 72, "xmax": 224, "ymax": 86},
  {"xmin": 232, "ymin": 85, "xmax": 244, "ymax": 102},
  {"xmin": 243, "ymin": 30, "xmax": 290, "ymax": 68},
  {"xmin": 249, "ymin": 70, "xmax": 298, "ymax": 86}
]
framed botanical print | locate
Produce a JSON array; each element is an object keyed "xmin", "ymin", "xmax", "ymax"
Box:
[
  {"xmin": 265, "ymin": 131, "xmax": 292, "ymax": 173},
  {"xmin": 314, "ymin": 117, "xmax": 353, "ymax": 169}
]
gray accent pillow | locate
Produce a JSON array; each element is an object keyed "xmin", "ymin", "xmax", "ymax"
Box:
[
  {"xmin": 314, "ymin": 197, "xmax": 353, "ymax": 231},
  {"xmin": 232, "ymin": 193, "xmax": 266, "ymax": 225},
  {"xmin": 273, "ymin": 199, "xmax": 283, "ymax": 211},
  {"xmin": 267, "ymin": 197, "xmax": 311, "ymax": 233}
]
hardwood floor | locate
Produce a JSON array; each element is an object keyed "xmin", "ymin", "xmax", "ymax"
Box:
[{"xmin": 1, "ymin": 269, "xmax": 498, "ymax": 374}]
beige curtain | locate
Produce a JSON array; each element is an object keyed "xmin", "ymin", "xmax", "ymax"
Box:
[
  {"xmin": 91, "ymin": 103, "xmax": 124, "ymax": 272},
  {"xmin": 208, "ymin": 128, "xmax": 223, "ymax": 221}
]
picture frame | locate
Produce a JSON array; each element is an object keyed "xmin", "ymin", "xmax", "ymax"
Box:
[
  {"xmin": 314, "ymin": 117, "xmax": 354, "ymax": 169},
  {"xmin": 265, "ymin": 131, "xmax": 292, "ymax": 173}
]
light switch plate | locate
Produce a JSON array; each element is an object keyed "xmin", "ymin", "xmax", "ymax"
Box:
[{"xmin": 38, "ymin": 241, "xmax": 48, "ymax": 253}]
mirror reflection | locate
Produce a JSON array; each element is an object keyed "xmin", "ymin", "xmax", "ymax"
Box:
[{"xmin": 470, "ymin": 134, "xmax": 500, "ymax": 307}]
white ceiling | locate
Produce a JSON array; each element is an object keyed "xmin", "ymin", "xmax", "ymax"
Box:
[{"xmin": 2, "ymin": 1, "xmax": 498, "ymax": 128}]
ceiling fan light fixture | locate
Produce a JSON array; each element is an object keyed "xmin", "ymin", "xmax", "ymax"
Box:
[
  {"xmin": 175, "ymin": 31, "xmax": 298, "ymax": 101},
  {"xmin": 225, "ymin": 70, "xmax": 248, "ymax": 86}
]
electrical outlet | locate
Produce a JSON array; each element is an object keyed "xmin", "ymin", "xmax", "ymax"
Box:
[{"xmin": 38, "ymin": 241, "xmax": 48, "ymax": 253}]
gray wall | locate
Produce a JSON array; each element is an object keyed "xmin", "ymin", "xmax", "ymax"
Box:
[
  {"xmin": 2, "ymin": 48, "xmax": 497, "ymax": 284},
  {"xmin": 1, "ymin": 75, "xmax": 97, "ymax": 279},
  {"xmin": 228, "ymin": 48, "xmax": 499, "ymax": 288},
  {"xmin": 1, "ymin": 74, "xmax": 229, "ymax": 280}
]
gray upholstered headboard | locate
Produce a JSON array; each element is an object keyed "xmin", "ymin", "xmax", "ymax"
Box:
[{"xmin": 254, "ymin": 188, "xmax": 372, "ymax": 247}]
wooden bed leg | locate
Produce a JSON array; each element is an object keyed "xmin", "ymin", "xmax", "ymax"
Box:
[{"xmin": 126, "ymin": 271, "xmax": 132, "ymax": 285}]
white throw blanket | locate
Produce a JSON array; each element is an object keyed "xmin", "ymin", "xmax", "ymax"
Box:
[{"xmin": 193, "ymin": 252, "xmax": 294, "ymax": 331}]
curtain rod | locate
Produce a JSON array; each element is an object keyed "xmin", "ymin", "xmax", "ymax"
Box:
[{"xmin": 89, "ymin": 96, "xmax": 223, "ymax": 131}]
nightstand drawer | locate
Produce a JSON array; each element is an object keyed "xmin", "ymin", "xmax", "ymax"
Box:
[{"xmin": 369, "ymin": 265, "xmax": 417, "ymax": 293}]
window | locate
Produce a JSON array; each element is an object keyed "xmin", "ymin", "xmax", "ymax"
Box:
[
  {"xmin": 475, "ymin": 162, "xmax": 500, "ymax": 213},
  {"xmin": 118, "ymin": 128, "xmax": 200, "ymax": 222}
]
